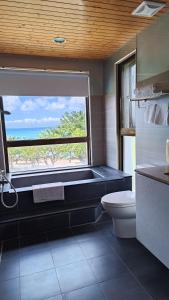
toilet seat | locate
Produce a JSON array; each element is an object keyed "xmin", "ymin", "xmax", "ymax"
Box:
[{"xmin": 101, "ymin": 190, "xmax": 135, "ymax": 208}]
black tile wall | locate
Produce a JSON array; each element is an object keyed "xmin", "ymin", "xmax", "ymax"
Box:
[
  {"xmin": 19, "ymin": 213, "xmax": 70, "ymax": 236},
  {"xmin": 105, "ymin": 178, "xmax": 132, "ymax": 194},
  {"xmin": 70, "ymin": 207, "xmax": 95, "ymax": 227},
  {"xmin": 0, "ymin": 221, "xmax": 19, "ymax": 240},
  {"xmin": 0, "ymin": 167, "xmax": 132, "ymax": 240},
  {"xmin": 95, "ymin": 203, "xmax": 103, "ymax": 221},
  {"xmin": 65, "ymin": 182, "xmax": 106, "ymax": 203}
]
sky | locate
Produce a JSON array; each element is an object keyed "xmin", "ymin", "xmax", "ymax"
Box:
[{"xmin": 3, "ymin": 96, "xmax": 85, "ymax": 129}]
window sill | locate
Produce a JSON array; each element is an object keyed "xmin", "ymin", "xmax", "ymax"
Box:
[{"xmin": 120, "ymin": 128, "xmax": 135, "ymax": 136}]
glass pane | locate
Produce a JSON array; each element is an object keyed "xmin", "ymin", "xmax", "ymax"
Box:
[
  {"xmin": 121, "ymin": 61, "xmax": 136, "ymax": 129},
  {"xmin": 123, "ymin": 136, "xmax": 136, "ymax": 190},
  {"xmin": 8, "ymin": 143, "xmax": 88, "ymax": 172},
  {"xmin": 3, "ymin": 96, "xmax": 87, "ymax": 140},
  {"xmin": 129, "ymin": 63, "xmax": 136, "ymax": 128}
]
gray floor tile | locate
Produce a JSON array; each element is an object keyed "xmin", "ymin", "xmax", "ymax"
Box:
[
  {"xmin": 89, "ymin": 254, "xmax": 128, "ymax": 282},
  {"xmin": 56, "ymin": 260, "xmax": 96, "ymax": 293},
  {"xmin": 52, "ymin": 243, "xmax": 85, "ymax": 267},
  {"xmin": 79, "ymin": 236, "xmax": 113, "ymax": 259},
  {"xmin": 43, "ymin": 295, "xmax": 63, "ymax": 300},
  {"xmin": 0, "ymin": 277, "xmax": 20, "ymax": 300},
  {"xmin": 20, "ymin": 248, "xmax": 54, "ymax": 276},
  {"xmin": 20, "ymin": 269, "xmax": 60, "ymax": 300},
  {"xmin": 64, "ymin": 284, "xmax": 106, "ymax": 300},
  {"xmin": 0, "ymin": 256, "xmax": 20, "ymax": 281},
  {"xmin": 100, "ymin": 273, "xmax": 148, "ymax": 300}
]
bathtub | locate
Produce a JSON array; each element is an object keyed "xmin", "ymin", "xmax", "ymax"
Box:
[
  {"xmin": 11, "ymin": 168, "xmax": 104, "ymax": 189},
  {"xmin": 0, "ymin": 166, "xmax": 132, "ymax": 239}
]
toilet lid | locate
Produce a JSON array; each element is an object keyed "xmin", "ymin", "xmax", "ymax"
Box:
[{"xmin": 101, "ymin": 190, "xmax": 135, "ymax": 208}]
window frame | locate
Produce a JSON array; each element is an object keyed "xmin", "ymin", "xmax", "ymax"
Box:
[
  {"xmin": 116, "ymin": 53, "xmax": 136, "ymax": 170},
  {"xmin": 0, "ymin": 96, "xmax": 91, "ymax": 174}
]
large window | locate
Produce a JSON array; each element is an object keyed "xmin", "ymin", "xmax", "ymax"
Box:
[{"xmin": 2, "ymin": 96, "xmax": 90, "ymax": 172}]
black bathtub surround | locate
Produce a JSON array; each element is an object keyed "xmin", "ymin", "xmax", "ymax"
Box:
[{"xmin": 0, "ymin": 166, "xmax": 131, "ymax": 239}]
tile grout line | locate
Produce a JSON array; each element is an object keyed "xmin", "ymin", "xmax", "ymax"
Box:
[
  {"xmin": 107, "ymin": 237, "xmax": 154, "ymax": 300},
  {"xmin": 96, "ymin": 224, "xmax": 153, "ymax": 298},
  {"xmin": 1, "ymin": 226, "xmax": 153, "ymax": 298},
  {"xmin": 45, "ymin": 230, "xmax": 63, "ymax": 296}
]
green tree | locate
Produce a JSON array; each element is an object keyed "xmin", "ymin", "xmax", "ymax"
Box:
[
  {"xmin": 39, "ymin": 111, "xmax": 86, "ymax": 138},
  {"xmin": 39, "ymin": 111, "xmax": 87, "ymax": 161}
]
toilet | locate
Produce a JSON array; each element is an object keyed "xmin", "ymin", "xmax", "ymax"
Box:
[{"xmin": 101, "ymin": 190, "xmax": 136, "ymax": 238}]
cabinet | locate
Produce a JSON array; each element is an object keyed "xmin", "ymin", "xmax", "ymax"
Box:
[
  {"xmin": 136, "ymin": 173, "xmax": 169, "ymax": 268},
  {"xmin": 137, "ymin": 12, "xmax": 169, "ymax": 83}
]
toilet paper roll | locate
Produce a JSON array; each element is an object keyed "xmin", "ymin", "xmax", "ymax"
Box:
[{"xmin": 166, "ymin": 140, "xmax": 169, "ymax": 164}]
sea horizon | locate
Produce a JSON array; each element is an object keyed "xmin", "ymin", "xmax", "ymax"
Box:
[{"xmin": 6, "ymin": 127, "xmax": 53, "ymax": 139}]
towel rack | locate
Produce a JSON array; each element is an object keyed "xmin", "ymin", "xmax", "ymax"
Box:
[{"xmin": 129, "ymin": 92, "xmax": 169, "ymax": 102}]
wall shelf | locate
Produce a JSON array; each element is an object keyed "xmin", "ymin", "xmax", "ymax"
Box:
[{"xmin": 130, "ymin": 92, "xmax": 169, "ymax": 102}]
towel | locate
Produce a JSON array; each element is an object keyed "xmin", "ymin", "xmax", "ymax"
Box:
[
  {"xmin": 154, "ymin": 103, "xmax": 169, "ymax": 126},
  {"xmin": 144, "ymin": 104, "xmax": 157, "ymax": 124},
  {"xmin": 32, "ymin": 182, "xmax": 64, "ymax": 203},
  {"xmin": 154, "ymin": 104, "xmax": 162, "ymax": 125},
  {"xmin": 162, "ymin": 103, "xmax": 169, "ymax": 126}
]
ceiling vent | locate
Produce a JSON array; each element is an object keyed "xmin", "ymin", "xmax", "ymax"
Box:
[{"xmin": 132, "ymin": 1, "xmax": 166, "ymax": 17}]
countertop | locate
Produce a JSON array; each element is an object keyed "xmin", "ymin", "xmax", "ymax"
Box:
[{"xmin": 135, "ymin": 165, "xmax": 169, "ymax": 185}]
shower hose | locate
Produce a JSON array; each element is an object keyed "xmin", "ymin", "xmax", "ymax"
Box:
[{"xmin": 0, "ymin": 171, "xmax": 18, "ymax": 208}]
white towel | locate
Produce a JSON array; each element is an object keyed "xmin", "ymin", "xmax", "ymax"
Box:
[
  {"xmin": 32, "ymin": 182, "xmax": 64, "ymax": 203},
  {"xmin": 144, "ymin": 104, "xmax": 157, "ymax": 124},
  {"xmin": 154, "ymin": 104, "xmax": 162, "ymax": 125},
  {"xmin": 162, "ymin": 103, "xmax": 169, "ymax": 126}
]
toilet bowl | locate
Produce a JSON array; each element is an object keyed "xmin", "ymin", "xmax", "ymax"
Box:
[{"xmin": 101, "ymin": 190, "xmax": 136, "ymax": 238}]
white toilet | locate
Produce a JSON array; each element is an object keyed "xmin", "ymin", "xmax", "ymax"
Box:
[{"xmin": 101, "ymin": 190, "xmax": 136, "ymax": 238}]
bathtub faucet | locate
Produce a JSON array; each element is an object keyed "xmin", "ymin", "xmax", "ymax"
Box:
[
  {"xmin": 0, "ymin": 170, "xmax": 8, "ymax": 184},
  {"xmin": 0, "ymin": 169, "xmax": 19, "ymax": 209}
]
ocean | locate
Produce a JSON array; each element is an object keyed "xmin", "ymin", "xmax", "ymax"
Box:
[{"xmin": 6, "ymin": 127, "xmax": 51, "ymax": 139}]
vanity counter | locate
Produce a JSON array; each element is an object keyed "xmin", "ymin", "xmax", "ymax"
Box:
[{"xmin": 136, "ymin": 165, "xmax": 169, "ymax": 186}]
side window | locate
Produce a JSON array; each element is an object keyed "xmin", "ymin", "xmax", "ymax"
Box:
[
  {"xmin": 121, "ymin": 60, "xmax": 136, "ymax": 130},
  {"xmin": 119, "ymin": 56, "xmax": 136, "ymax": 190}
]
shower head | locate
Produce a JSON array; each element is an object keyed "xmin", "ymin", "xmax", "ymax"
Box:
[{"xmin": 0, "ymin": 108, "xmax": 11, "ymax": 115}]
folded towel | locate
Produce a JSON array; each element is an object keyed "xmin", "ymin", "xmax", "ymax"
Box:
[
  {"xmin": 32, "ymin": 182, "xmax": 64, "ymax": 203},
  {"xmin": 154, "ymin": 104, "xmax": 162, "ymax": 125},
  {"xmin": 144, "ymin": 104, "xmax": 157, "ymax": 124},
  {"xmin": 162, "ymin": 103, "xmax": 169, "ymax": 126}
]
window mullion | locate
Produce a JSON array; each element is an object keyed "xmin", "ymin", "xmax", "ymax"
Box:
[{"xmin": 7, "ymin": 136, "xmax": 88, "ymax": 148}]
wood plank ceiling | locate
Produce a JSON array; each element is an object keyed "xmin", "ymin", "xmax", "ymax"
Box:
[{"xmin": 0, "ymin": 0, "xmax": 168, "ymax": 60}]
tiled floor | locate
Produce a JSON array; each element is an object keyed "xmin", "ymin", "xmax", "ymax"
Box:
[{"xmin": 1, "ymin": 216, "xmax": 169, "ymax": 300}]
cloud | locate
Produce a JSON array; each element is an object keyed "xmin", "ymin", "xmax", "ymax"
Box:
[
  {"xmin": 68, "ymin": 97, "xmax": 85, "ymax": 105},
  {"xmin": 4, "ymin": 96, "xmax": 85, "ymax": 115},
  {"xmin": 46, "ymin": 102, "xmax": 65, "ymax": 111},
  {"xmin": 65, "ymin": 96, "xmax": 85, "ymax": 112},
  {"xmin": 6, "ymin": 117, "xmax": 60, "ymax": 128},
  {"xmin": 21, "ymin": 100, "xmax": 38, "ymax": 111},
  {"xmin": 35, "ymin": 97, "xmax": 48, "ymax": 108},
  {"xmin": 20, "ymin": 97, "xmax": 66, "ymax": 112},
  {"xmin": 3, "ymin": 96, "xmax": 21, "ymax": 112}
]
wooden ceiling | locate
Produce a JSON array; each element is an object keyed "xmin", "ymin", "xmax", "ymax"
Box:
[{"xmin": 0, "ymin": 0, "xmax": 168, "ymax": 60}]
